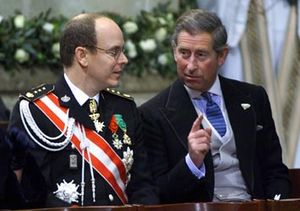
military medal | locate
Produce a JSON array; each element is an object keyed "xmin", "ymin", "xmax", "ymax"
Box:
[
  {"xmin": 53, "ymin": 180, "xmax": 81, "ymax": 204},
  {"xmin": 61, "ymin": 95, "xmax": 71, "ymax": 103},
  {"xmin": 94, "ymin": 120, "xmax": 105, "ymax": 133},
  {"xmin": 114, "ymin": 114, "xmax": 132, "ymax": 145},
  {"xmin": 112, "ymin": 134, "xmax": 123, "ymax": 149},
  {"xmin": 88, "ymin": 99, "xmax": 105, "ymax": 132},
  {"xmin": 122, "ymin": 147, "xmax": 134, "ymax": 172},
  {"xmin": 69, "ymin": 153, "xmax": 78, "ymax": 170},
  {"xmin": 109, "ymin": 115, "xmax": 123, "ymax": 149},
  {"xmin": 122, "ymin": 147, "xmax": 134, "ymax": 186}
]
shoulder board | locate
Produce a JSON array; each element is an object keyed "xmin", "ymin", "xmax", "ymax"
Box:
[
  {"xmin": 105, "ymin": 88, "xmax": 133, "ymax": 101},
  {"xmin": 20, "ymin": 83, "xmax": 55, "ymax": 102}
]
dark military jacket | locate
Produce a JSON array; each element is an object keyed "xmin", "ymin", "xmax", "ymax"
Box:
[{"xmin": 8, "ymin": 76, "xmax": 158, "ymax": 208}]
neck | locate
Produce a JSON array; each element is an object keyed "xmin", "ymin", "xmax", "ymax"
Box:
[{"xmin": 64, "ymin": 67, "xmax": 99, "ymax": 97}]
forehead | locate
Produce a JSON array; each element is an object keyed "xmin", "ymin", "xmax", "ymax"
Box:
[
  {"xmin": 95, "ymin": 18, "xmax": 124, "ymax": 48},
  {"xmin": 176, "ymin": 31, "xmax": 214, "ymax": 50}
]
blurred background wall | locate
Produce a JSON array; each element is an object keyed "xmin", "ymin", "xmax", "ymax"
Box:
[{"xmin": 0, "ymin": 0, "xmax": 178, "ymax": 18}]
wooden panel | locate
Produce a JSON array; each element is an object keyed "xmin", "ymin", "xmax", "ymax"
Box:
[
  {"xmin": 138, "ymin": 201, "xmax": 266, "ymax": 211},
  {"xmin": 26, "ymin": 206, "xmax": 137, "ymax": 211},
  {"xmin": 266, "ymin": 199, "xmax": 300, "ymax": 211}
]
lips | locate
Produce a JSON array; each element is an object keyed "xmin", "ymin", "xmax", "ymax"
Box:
[
  {"xmin": 113, "ymin": 71, "xmax": 122, "ymax": 75},
  {"xmin": 185, "ymin": 74, "xmax": 201, "ymax": 80}
]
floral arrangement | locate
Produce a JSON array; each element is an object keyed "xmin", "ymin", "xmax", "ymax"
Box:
[
  {"xmin": 0, "ymin": 9, "xmax": 67, "ymax": 73},
  {"xmin": 0, "ymin": 1, "xmax": 197, "ymax": 77},
  {"xmin": 120, "ymin": 3, "xmax": 178, "ymax": 77}
]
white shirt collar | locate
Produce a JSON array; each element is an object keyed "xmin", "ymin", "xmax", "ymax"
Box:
[
  {"xmin": 185, "ymin": 75, "xmax": 222, "ymax": 99},
  {"xmin": 64, "ymin": 73, "xmax": 99, "ymax": 106}
]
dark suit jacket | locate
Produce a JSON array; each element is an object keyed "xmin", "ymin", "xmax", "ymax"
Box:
[
  {"xmin": 139, "ymin": 76, "xmax": 290, "ymax": 203},
  {"xmin": 8, "ymin": 76, "xmax": 158, "ymax": 208},
  {"xmin": 0, "ymin": 128, "xmax": 24, "ymax": 209}
]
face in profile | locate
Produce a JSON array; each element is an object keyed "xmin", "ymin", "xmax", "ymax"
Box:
[
  {"xmin": 86, "ymin": 17, "xmax": 128, "ymax": 90},
  {"xmin": 173, "ymin": 31, "xmax": 227, "ymax": 92}
]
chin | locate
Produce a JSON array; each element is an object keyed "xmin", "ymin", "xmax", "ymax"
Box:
[
  {"xmin": 109, "ymin": 80, "xmax": 120, "ymax": 88},
  {"xmin": 185, "ymin": 82, "xmax": 203, "ymax": 91}
]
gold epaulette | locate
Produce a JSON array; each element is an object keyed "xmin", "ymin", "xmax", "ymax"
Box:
[
  {"xmin": 105, "ymin": 88, "xmax": 133, "ymax": 101},
  {"xmin": 20, "ymin": 83, "xmax": 55, "ymax": 102}
]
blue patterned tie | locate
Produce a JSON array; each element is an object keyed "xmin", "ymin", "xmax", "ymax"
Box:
[{"xmin": 202, "ymin": 92, "xmax": 226, "ymax": 137}]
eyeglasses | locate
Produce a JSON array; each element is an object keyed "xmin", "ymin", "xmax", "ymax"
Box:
[{"xmin": 89, "ymin": 45, "xmax": 125, "ymax": 60}]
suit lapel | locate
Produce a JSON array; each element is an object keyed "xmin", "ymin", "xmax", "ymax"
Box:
[
  {"xmin": 160, "ymin": 80, "xmax": 198, "ymax": 150},
  {"xmin": 220, "ymin": 76, "xmax": 256, "ymax": 191}
]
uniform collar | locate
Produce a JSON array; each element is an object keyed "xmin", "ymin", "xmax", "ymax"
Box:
[{"xmin": 64, "ymin": 73, "xmax": 99, "ymax": 106}]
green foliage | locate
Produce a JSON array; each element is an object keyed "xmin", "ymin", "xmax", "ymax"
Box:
[
  {"xmin": 121, "ymin": 2, "xmax": 179, "ymax": 77},
  {"xmin": 0, "ymin": 9, "xmax": 67, "ymax": 73},
  {"xmin": 0, "ymin": 1, "xmax": 197, "ymax": 77}
]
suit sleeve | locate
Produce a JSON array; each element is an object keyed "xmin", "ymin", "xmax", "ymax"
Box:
[
  {"xmin": 139, "ymin": 105, "xmax": 213, "ymax": 203},
  {"xmin": 8, "ymin": 101, "xmax": 47, "ymax": 208},
  {"xmin": 125, "ymin": 102, "xmax": 160, "ymax": 204}
]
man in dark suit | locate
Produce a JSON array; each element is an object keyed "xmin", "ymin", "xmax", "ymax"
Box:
[
  {"xmin": 0, "ymin": 122, "xmax": 25, "ymax": 209},
  {"xmin": 0, "ymin": 97, "xmax": 24, "ymax": 208},
  {"xmin": 139, "ymin": 9, "xmax": 290, "ymax": 203},
  {"xmin": 8, "ymin": 13, "xmax": 158, "ymax": 208}
]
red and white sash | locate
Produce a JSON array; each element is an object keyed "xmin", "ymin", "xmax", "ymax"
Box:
[{"xmin": 32, "ymin": 93, "xmax": 127, "ymax": 204}]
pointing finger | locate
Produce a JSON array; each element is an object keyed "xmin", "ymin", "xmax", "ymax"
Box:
[{"xmin": 190, "ymin": 115, "xmax": 203, "ymax": 133}]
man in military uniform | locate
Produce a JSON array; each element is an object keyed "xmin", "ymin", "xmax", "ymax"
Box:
[{"xmin": 8, "ymin": 13, "xmax": 159, "ymax": 208}]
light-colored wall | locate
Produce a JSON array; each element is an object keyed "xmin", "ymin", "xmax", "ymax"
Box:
[{"xmin": 0, "ymin": 0, "xmax": 178, "ymax": 18}]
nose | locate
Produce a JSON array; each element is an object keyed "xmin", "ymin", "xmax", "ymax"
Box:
[
  {"xmin": 186, "ymin": 54, "xmax": 198, "ymax": 70},
  {"xmin": 119, "ymin": 51, "xmax": 128, "ymax": 64}
]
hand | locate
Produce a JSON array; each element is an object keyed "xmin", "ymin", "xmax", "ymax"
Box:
[{"xmin": 188, "ymin": 115, "xmax": 212, "ymax": 167}]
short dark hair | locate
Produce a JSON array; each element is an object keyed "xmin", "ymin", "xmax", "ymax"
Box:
[
  {"xmin": 59, "ymin": 13, "xmax": 105, "ymax": 67},
  {"xmin": 171, "ymin": 9, "xmax": 228, "ymax": 52}
]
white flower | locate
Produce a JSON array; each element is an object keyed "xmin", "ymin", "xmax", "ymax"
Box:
[
  {"xmin": 158, "ymin": 17, "xmax": 167, "ymax": 25},
  {"xmin": 158, "ymin": 54, "xmax": 168, "ymax": 66},
  {"xmin": 52, "ymin": 42, "xmax": 60, "ymax": 58},
  {"xmin": 123, "ymin": 21, "xmax": 138, "ymax": 34},
  {"xmin": 0, "ymin": 15, "xmax": 3, "ymax": 24},
  {"xmin": 155, "ymin": 27, "xmax": 167, "ymax": 42},
  {"xmin": 42, "ymin": 22, "xmax": 54, "ymax": 33},
  {"xmin": 139, "ymin": 39, "xmax": 156, "ymax": 53},
  {"xmin": 125, "ymin": 40, "xmax": 137, "ymax": 58},
  {"xmin": 166, "ymin": 13, "xmax": 174, "ymax": 21},
  {"xmin": 14, "ymin": 48, "xmax": 29, "ymax": 63},
  {"xmin": 14, "ymin": 15, "xmax": 25, "ymax": 28},
  {"xmin": 125, "ymin": 40, "xmax": 136, "ymax": 51}
]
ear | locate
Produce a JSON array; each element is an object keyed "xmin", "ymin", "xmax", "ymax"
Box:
[
  {"xmin": 172, "ymin": 42, "xmax": 178, "ymax": 63},
  {"xmin": 75, "ymin": 47, "xmax": 88, "ymax": 67},
  {"xmin": 217, "ymin": 47, "xmax": 229, "ymax": 66}
]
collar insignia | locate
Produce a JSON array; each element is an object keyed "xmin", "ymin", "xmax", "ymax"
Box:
[{"xmin": 61, "ymin": 95, "xmax": 71, "ymax": 103}]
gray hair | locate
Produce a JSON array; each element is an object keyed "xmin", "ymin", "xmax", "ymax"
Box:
[{"xmin": 171, "ymin": 9, "xmax": 227, "ymax": 52}]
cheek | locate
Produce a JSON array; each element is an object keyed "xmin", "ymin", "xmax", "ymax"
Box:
[
  {"xmin": 200, "ymin": 59, "xmax": 217, "ymax": 72},
  {"xmin": 175, "ymin": 58, "xmax": 188, "ymax": 71},
  {"xmin": 201, "ymin": 61, "xmax": 219, "ymax": 80}
]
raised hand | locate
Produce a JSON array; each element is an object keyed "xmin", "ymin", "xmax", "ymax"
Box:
[{"xmin": 187, "ymin": 115, "xmax": 212, "ymax": 167}]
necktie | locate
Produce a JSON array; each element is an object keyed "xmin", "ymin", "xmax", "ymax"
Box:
[{"xmin": 202, "ymin": 92, "xmax": 226, "ymax": 137}]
